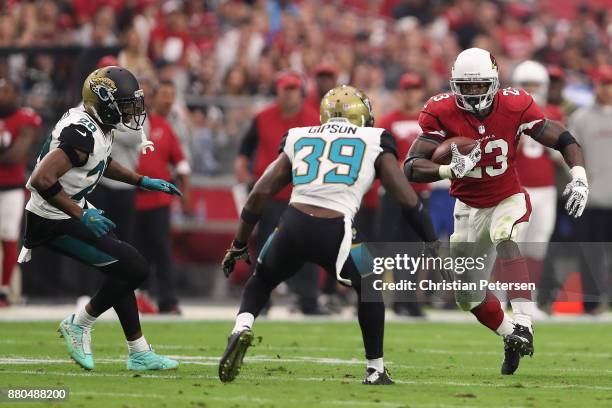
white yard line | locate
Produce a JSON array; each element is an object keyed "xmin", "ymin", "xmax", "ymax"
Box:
[
  {"xmin": 1, "ymin": 304, "xmax": 611, "ymax": 323},
  {"xmin": 1, "ymin": 354, "xmax": 611, "ymax": 376},
  {"xmin": 1, "ymin": 369, "xmax": 611, "ymax": 392}
]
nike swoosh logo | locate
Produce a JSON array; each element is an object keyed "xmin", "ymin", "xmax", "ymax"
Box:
[{"xmin": 76, "ymin": 129, "xmax": 86, "ymax": 136}]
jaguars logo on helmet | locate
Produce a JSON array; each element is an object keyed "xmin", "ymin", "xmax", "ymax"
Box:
[
  {"xmin": 82, "ymin": 66, "xmax": 146, "ymax": 131},
  {"xmin": 90, "ymin": 76, "xmax": 117, "ymax": 102},
  {"xmin": 320, "ymin": 85, "xmax": 374, "ymax": 127}
]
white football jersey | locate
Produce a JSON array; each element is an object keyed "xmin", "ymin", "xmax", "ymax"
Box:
[
  {"xmin": 26, "ymin": 107, "xmax": 113, "ymax": 219},
  {"xmin": 282, "ymin": 118, "xmax": 396, "ymax": 219}
]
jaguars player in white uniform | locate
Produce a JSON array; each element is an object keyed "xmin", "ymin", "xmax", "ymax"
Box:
[
  {"xmin": 219, "ymin": 85, "xmax": 438, "ymax": 385},
  {"xmin": 21, "ymin": 66, "xmax": 181, "ymax": 371}
]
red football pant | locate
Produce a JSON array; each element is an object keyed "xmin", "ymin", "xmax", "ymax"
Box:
[
  {"xmin": 470, "ymin": 290, "xmax": 504, "ymax": 332},
  {"xmin": 499, "ymin": 257, "xmax": 532, "ymax": 300}
]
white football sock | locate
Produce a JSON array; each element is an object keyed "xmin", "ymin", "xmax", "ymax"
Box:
[
  {"xmin": 495, "ymin": 313, "xmax": 515, "ymax": 337},
  {"xmin": 367, "ymin": 358, "xmax": 384, "ymax": 372},
  {"xmin": 232, "ymin": 312, "xmax": 254, "ymax": 333},
  {"xmin": 127, "ymin": 336, "xmax": 149, "ymax": 354},
  {"xmin": 511, "ymin": 299, "xmax": 534, "ymax": 331},
  {"xmin": 73, "ymin": 308, "xmax": 97, "ymax": 329}
]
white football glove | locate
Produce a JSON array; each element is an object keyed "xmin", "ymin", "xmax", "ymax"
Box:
[
  {"xmin": 563, "ymin": 166, "xmax": 589, "ymax": 218},
  {"xmin": 448, "ymin": 142, "xmax": 481, "ymax": 178}
]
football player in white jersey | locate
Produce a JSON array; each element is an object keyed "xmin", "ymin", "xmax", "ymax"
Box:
[
  {"xmin": 219, "ymin": 85, "xmax": 438, "ymax": 385},
  {"xmin": 20, "ymin": 66, "xmax": 181, "ymax": 371}
]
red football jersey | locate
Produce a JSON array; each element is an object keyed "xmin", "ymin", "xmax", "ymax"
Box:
[
  {"xmin": 419, "ymin": 88, "xmax": 545, "ymax": 208},
  {"xmin": 0, "ymin": 107, "xmax": 41, "ymax": 189},
  {"xmin": 378, "ymin": 109, "xmax": 430, "ymax": 193},
  {"xmin": 136, "ymin": 113, "xmax": 186, "ymax": 210},
  {"xmin": 515, "ymin": 104, "xmax": 564, "ymax": 188}
]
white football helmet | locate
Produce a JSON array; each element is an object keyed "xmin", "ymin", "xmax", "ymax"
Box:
[
  {"xmin": 512, "ymin": 60, "xmax": 549, "ymax": 106},
  {"xmin": 450, "ymin": 48, "xmax": 500, "ymax": 115}
]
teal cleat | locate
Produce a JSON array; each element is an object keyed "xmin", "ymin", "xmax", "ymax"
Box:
[
  {"xmin": 127, "ymin": 347, "xmax": 179, "ymax": 371},
  {"xmin": 57, "ymin": 314, "xmax": 94, "ymax": 370}
]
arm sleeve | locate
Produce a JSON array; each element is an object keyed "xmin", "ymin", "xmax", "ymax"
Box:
[
  {"xmin": 238, "ymin": 119, "xmax": 259, "ymax": 158},
  {"xmin": 380, "ymin": 130, "xmax": 398, "ymax": 158},
  {"xmin": 58, "ymin": 124, "xmax": 94, "ymax": 154}
]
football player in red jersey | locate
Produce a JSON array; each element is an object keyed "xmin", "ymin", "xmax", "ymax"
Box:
[
  {"xmin": 0, "ymin": 79, "xmax": 41, "ymax": 306},
  {"xmin": 512, "ymin": 61, "xmax": 564, "ymax": 314},
  {"xmin": 404, "ymin": 48, "xmax": 588, "ymax": 375}
]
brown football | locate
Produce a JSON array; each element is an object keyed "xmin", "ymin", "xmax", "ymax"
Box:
[{"xmin": 431, "ymin": 137, "xmax": 479, "ymax": 165}]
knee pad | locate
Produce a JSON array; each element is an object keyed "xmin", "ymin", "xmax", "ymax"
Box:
[
  {"xmin": 455, "ymin": 291, "xmax": 486, "ymax": 311},
  {"xmin": 129, "ymin": 252, "xmax": 150, "ymax": 285},
  {"xmin": 112, "ymin": 246, "xmax": 149, "ymax": 287}
]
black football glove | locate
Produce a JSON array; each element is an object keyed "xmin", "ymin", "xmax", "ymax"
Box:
[{"xmin": 222, "ymin": 240, "xmax": 251, "ymax": 278}]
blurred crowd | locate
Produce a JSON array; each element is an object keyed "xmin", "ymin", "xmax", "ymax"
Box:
[
  {"xmin": 0, "ymin": 0, "xmax": 611, "ymax": 315},
  {"xmin": 0, "ymin": 0, "xmax": 610, "ymax": 175}
]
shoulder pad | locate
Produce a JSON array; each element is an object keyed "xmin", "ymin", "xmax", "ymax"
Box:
[
  {"xmin": 58, "ymin": 123, "xmax": 94, "ymax": 154},
  {"xmin": 499, "ymin": 88, "xmax": 534, "ymax": 113}
]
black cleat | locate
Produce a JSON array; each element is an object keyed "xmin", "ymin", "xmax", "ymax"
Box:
[
  {"xmin": 363, "ymin": 367, "xmax": 394, "ymax": 385},
  {"xmin": 501, "ymin": 324, "xmax": 534, "ymax": 375},
  {"xmin": 218, "ymin": 328, "xmax": 254, "ymax": 383}
]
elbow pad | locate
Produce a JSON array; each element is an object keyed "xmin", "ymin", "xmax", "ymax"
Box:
[
  {"xmin": 401, "ymin": 200, "xmax": 437, "ymax": 242},
  {"xmin": 554, "ymin": 131, "xmax": 579, "ymax": 152},
  {"xmin": 403, "ymin": 152, "xmax": 428, "ymax": 180}
]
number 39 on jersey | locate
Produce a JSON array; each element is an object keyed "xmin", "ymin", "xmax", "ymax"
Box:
[{"xmin": 280, "ymin": 120, "xmax": 396, "ymax": 217}]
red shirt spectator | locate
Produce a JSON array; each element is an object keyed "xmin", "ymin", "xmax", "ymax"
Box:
[
  {"xmin": 378, "ymin": 110, "xmax": 430, "ymax": 193},
  {"xmin": 135, "ymin": 112, "xmax": 187, "ymax": 210},
  {"xmin": 237, "ymin": 72, "xmax": 320, "ymax": 201},
  {"xmin": 239, "ymin": 102, "xmax": 320, "ymax": 201},
  {"xmin": 0, "ymin": 107, "xmax": 41, "ymax": 188},
  {"xmin": 149, "ymin": 7, "xmax": 192, "ymax": 65}
]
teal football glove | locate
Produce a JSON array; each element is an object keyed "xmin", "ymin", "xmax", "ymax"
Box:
[
  {"xmin": 81, "ymin": 208, "xmax": 116, "ymax": 237},
  {"xmin": 222, "ymin": 240, "xmax": 251, "ymax": 278},
  {"xmin": 138, "ymin": 176, "xmax": 182, "ymax": 196}
]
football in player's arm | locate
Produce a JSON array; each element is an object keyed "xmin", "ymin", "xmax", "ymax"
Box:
[
  {"xmin": 403, "ymin": 48, "xmax": 587, "ymax": 377},
  {"xmin": 223, "ymin": 134, "xmax": 438, "ymax": 276},
  {"xmin": 404, "ymin": 101, "xmax": 587, "ymax": 218}
]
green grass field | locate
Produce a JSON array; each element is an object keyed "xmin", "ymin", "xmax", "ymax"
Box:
[{"xmin": 1, "ymin": 320, "xmax": 611, "ymax": 408}]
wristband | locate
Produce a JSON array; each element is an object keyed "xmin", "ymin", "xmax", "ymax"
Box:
[
  {"xmin": 240, "ymin": 208, "xmax": 260, "ymax": 225},
  {"xmin": 570, "ymin": 166, "xmax": 587, "ymax": 184},
  {"xmin": 438, "ymin": 164, "xmax": 454, "ymax": 179},
  {"xmin": 233, "ymin": 239, "xmax": 247, "ymax": 249},
  {"xmin": 39, "ymin": 181, "xmax": 63, "ymax": 200}
]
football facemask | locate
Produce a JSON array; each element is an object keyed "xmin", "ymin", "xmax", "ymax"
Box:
[
  {"xmin": 115, "ymin": 90, "xmax": 146, "ymax": 131},
  {"xmin": 450, "ymin": 78, "xmax": 499, "ymax": 115}
]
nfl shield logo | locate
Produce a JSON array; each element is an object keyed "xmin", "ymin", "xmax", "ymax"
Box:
[{"xmin": 478, "ymin": 125, "xmax": 485, "ymax": 134}]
